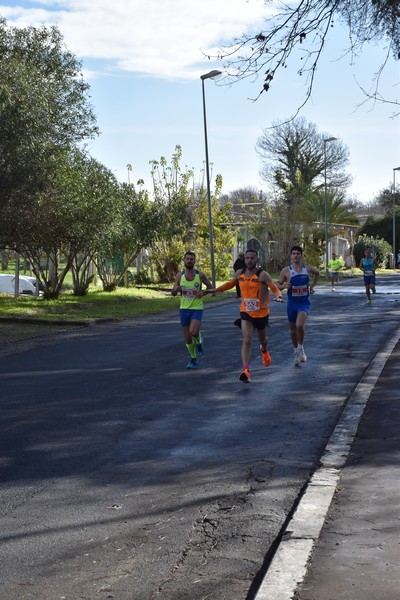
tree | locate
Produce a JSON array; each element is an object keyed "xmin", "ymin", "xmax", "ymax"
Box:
[
  {"xmin": 191, "ymin": 175, "xmax": 236, "ymax": 280},
  {"xmin": 220, "ymin": 187, "xmax": 275, "ymax": 267},
  {"xmin": 256, "ymin": 117, "xmax": 351, "ymax": 196},
  {"xmin": 148, "ymin": 146, "xmax": 196, "ymax": 283},
  {"xmin": 0, "ymin": 150, "xmax": 119, "ymax": 299},
  {"xmin": 146, "ymin": 147, "xmax": 235, "ymax": 282},
  {"xmin": 302, "ymin": 188, "xmax": 359, "ymax": 226},
  {"xmin": 354, "ymin": 233, "xmax": 392, "ymax": 267},
  {"xmin": 57, "ymin": 151, "xmax": 123, "ymax": 296},
  {"xmin": 0, "ymin": 19, "xmax": 99, "ymax": 297},
  {"xmin": 372, "ymin": 185, "xmax": 400, "ymax": 212},
  {"xmin": 253, "ymin": 117, "xmax": 356, "ymax": 266},
  {"xmin": 210, "ymin": 0, "xmax": 399, "ymax": 112},
  {"xmin": 220, "ymin": 187, "xmax": 269, "ymax": 225},
  {"xmin": 0, "ymin": 19, "xmax": 98, "ymax": 209},
  {"xmin": 356, "ymin": 212, "xmax": 400, "ymax": 253},
  {"xmin": 351, "ymin": 185, "xmax": 400, "ymax": 218},
  {"xmin": 95, "ymin": 181, "xmax": 161, "ymax": 292}
]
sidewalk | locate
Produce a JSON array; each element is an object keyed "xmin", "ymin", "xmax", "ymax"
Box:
[
  {"xmin": 295, "ymin": 337, "xmax": 400, "ymax": 600},
  {"xmin": 254, "ymin": 331, "xmax": 400, "ymax": 600}
]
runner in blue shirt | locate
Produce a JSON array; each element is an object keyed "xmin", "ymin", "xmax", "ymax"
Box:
[
  {"xmin": 277, "ymin": 245, "xmax": 320, "ymax": 366},
  {"xmin": 359, "ymin": 247, "xmax": 376, "ymax": 305}
]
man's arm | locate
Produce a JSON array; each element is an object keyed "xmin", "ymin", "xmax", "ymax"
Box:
[
  {"xmin": 275, "ymin": 267, "xmax": 290, "ymax": 291},
  {"xmin": 171, "ymin": 272, "xmax": 182, "ymax": 296},
  {"xmin": 199, "ymin": 271, "xmax": 213, "ymax": 290},
  {"xmin": 307, "ymin": 265, "xmax": 320, "ymax": 294},
  {"xmin": 202, "ymin": 273, "xmax": 240, "ymax": 296},
  {"xmin": 259, "ymin": 271, "xmax": 284, "ymax": 301}
]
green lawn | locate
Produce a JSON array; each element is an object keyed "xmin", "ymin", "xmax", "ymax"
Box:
[{"xmin": 0, "ymin": 284, "xmax": 236, "ymax": 322}]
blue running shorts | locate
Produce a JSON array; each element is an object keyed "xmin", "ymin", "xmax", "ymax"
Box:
[
  {"xmin": 287, "ymin": 300, "xmax": 311, "ymax": 324},
  {"xmin": 180, "ymin": 309, "xmax": 203, "ymax": 327},
  {"xmin": 363, "ymin": 275, "xmax": 376, "ymax": 286}
]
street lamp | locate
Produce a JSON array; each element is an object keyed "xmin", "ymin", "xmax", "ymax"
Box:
[
  {"xmin": 323, "ymin": 136, "xmax": 337, "ymax": 278},
  {"xmin": 200, "ymin": 69, "xmax": 221, "ymax": 287},
  {"xmin": 392, "ymin": 167, "xmax": 400, "ymax": 268}
]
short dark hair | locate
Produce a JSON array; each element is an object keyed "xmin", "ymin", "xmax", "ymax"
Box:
[
  {"xmin": 184, "ymin": 251, "xmax": 196, "ymax": 259},
  {"xmin": 290, "ymin": 245, "xmax": 303, "ymax": 254},
  {"xmin": 245, "ymin": 249, "xmax": 258, "ymax": 257}
]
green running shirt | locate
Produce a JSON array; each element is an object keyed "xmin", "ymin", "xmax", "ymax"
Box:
[{"xmin": 180, "ymin": 270, "xmax": 203, "ymax": 310}]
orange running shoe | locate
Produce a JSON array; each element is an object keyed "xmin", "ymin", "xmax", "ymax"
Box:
[
  {"xmin": 239, "ymin": 368, "xmax": 251, "ymax": 383},
  {"xmin": 260, "ymin": 346, "xmax": 271, "ymax": 367}
]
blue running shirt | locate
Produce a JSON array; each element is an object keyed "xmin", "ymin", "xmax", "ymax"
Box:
[{"xmin": 287, "ymin": 265, "xmax": 310, "ymax": 302}]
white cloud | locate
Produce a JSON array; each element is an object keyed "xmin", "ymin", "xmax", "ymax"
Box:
[
  {"xmin": 3, "ymin": 1, "xmax": 397, "ymax": 201},
  {"xmin": 1, "ymin": 0, "xmax": 274, "ymax": 78}
]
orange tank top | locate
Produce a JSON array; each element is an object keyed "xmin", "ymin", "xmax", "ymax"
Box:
[{"xmin": 239, "ymin": 269, "xmax": 270, "ymax": 317}]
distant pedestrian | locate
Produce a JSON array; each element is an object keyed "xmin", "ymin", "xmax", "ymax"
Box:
[
  {"xmin": 202, "ymin": 249, "xmax": 284, "ymax": 383},
  {"xmin": 397, "ymin": 250, "xmax": 400, "ymax": 269},
  {"xmin": 359, "ymin": 247, "xmax": 376, "ymax": 305},
  {"xmin": 328, "ymin": 253, "xmax": 344, "ymax": 290},
  {"xmin": 276, "ymin": 245, "xmax": 320, "ymax": 367},
  {"xmin": 171, "ymin": 251, "xmax": 213, "ymax": 369},
  {"xmin": 233, "ymin": 252, "xmax": 246, "ymax": 297},
  {"xmin": 345, "ymin": 250, "xmax": 355, "ymax": 277}
]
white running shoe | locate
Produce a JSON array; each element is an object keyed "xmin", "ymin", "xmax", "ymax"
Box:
[
  {"xmin": 298, "ymin": 347, "xmax": 307, "ymax": 363},
  {"xmin": 294, "ymin": 349, "xmax": 301, "ymax": 367}
]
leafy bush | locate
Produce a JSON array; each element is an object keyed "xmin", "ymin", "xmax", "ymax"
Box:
[{"xmin": 353, "ymin": 235, "xmax": 392, "ymax": 268}]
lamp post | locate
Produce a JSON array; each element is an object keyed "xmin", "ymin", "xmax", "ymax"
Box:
[
  {"xmin": 392, "ymin": 167, "xmax": 400, "ymax": 268},
  {"xmin": 200, "ymin": 69, "xmax": 221, "ymax": 287},
  {"xmin": 323, "ymin": 137, "xmax": 337, "ymax": 278}
]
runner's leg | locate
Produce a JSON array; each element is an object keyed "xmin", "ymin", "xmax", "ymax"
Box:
[
  {"xmin": 295, "ymin": 311, "xmax": 308, "ymax": 346},
  {"xmin": 256, "ymin": 326, "xmax": 268, "ymax": 352},
  {"xmin": 183, "ymin": 324, "xmax": 196, "ymax": 359},
  {"xmin": 241, "ymin": 319, "xmax": 254, "ymax": 367}
]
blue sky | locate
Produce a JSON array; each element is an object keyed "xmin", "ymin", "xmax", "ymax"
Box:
[{"xmin": 1, "ymin": 0, "xmax": 399, "ymax": 203}]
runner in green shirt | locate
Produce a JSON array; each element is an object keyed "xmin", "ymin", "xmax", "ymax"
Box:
[
  {"xmin": 328, "ymin": 253, "xmax": 344, "ymax": 291},
  {"xmin": 171, "ymin": 251, "xmax": 213, "ymax": 369}
]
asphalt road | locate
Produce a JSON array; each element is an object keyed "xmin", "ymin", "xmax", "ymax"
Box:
[{"xmin": 0, "ymin": 276, "xmax": 399, "ymax": 600}]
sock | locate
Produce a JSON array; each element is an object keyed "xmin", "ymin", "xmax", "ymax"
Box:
[
  {"xmin": 186, "ymin": 342, "xmax": 197, "ymax": 359},
  {"xmin": 193, "ymin": 334, "xmax": 202, "ymax": 346},
  {"xmin": 243, "ymin": 363, "xmax": 249, "ymax": 371}
]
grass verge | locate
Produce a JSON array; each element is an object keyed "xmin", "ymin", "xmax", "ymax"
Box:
[{"xmin": 0, "ymin": 285, "xmax": 236, "ymax": 323}]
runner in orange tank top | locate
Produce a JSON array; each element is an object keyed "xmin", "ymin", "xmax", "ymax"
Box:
[{"xmin": 202, "ymin": 249, "xmax": 284, "ymax": 383}]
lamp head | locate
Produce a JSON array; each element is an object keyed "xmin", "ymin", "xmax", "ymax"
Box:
[{"xmin": 200, "ymin": 70, "xmax": 222, "ymax": 81}]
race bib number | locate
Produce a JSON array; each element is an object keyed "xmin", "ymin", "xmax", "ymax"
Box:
[
  {"xmin": 182, "ymin": 288, "xmax": 198, "ymax": 298},
  {"xmin": 291, "ymin": 285, "xmax": 308, "ymax": 297},
  {"xmin": 243, "ymin": 298, "xmax": 260, "ymax": 311},
  {"xmin": 364, "ymin": 271, "xmax": 373, "ymax": 276}
]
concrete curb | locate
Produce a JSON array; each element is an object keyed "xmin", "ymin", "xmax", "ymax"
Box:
[{"xmin": 254, "ymin": 325, "xmax": 400, "ymax": 600}]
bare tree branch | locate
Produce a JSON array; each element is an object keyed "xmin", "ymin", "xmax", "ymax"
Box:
[{"xmin": 206, "ymin": 0, "xmax": 399, "ymax": 111}]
